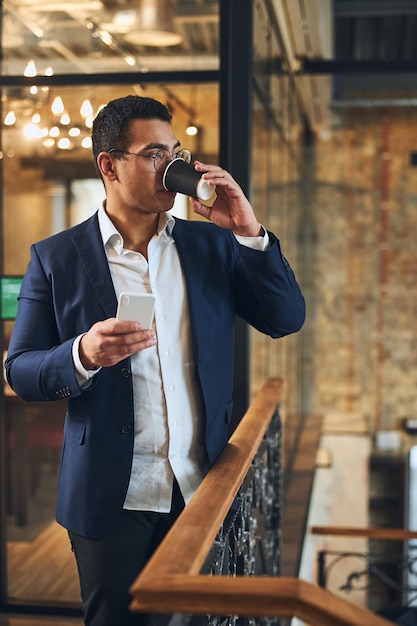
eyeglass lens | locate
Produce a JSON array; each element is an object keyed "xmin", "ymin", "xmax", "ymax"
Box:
[{"xmin": 155, "ymin": 149, "xmax": 191, "ymax": 171}]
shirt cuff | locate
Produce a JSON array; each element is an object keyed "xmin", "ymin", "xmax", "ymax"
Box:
[
  {"xmin": 72, "ymin": 334, "xmax": 101, "ymax": 387},
  {"xmin": 234, "ymin": 225, "xmax": 270, "ymax": 251}
]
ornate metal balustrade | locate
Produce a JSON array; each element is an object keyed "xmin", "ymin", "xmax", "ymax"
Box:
[
  {"xmin": 172, "ymin": 407, "xmax": 283, "ymax": 626},
  {"xmin": 317, "ymin": 544, "xmax": 417, "ymax": 612}
]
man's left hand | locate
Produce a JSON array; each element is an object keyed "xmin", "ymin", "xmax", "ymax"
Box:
[{"xmin": 189, "ymin": 161, "xmax": 263, "ymax": 238}]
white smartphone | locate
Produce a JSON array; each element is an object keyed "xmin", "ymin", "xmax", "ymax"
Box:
[{"xmin": 116, "ymin": 292, "xmax": 156, "ymax": 329}]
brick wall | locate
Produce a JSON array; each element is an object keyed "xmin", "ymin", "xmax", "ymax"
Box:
[
  {"xmin": 249, "ymin": 106, "xmax": 417, "ymax": 439},
  {"xmin": 303, "ymin": 108, "xmax": 417, "ymax": 433}
]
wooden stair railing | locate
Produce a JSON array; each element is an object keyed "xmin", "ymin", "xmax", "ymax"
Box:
[
  {"xmin": 311, "ymin": 526, "xmax": 417, "ymax": 541},
  {"xmin": 129, "ymin": 378, "xmax": 393, "ymax": 626}
]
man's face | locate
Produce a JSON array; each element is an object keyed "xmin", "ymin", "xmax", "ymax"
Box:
[{"xmin": 106, "ymin": 117, "xmax": 181, "ymax": 216}]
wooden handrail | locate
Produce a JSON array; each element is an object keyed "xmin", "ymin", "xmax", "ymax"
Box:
[
  {"xmin": 129, "ymin": 378, "xmax": 393, "ymax": 626},
  {"xmin": 311, "ymin": 525, "xmax": 417, "ymax": 540}
]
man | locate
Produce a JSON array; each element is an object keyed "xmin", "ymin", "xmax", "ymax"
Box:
[{"xmin": 5, "ymin": 95, "xmax": 305, "ymax": 626}]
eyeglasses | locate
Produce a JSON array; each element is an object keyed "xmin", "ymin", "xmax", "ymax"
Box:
[{"xmin": 108, "ymin": 147, "xmax": 192, "ymax": 172}]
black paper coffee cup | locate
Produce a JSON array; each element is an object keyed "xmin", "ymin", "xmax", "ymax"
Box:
[{"xmin": 162, "ymin": 158, "xmax": 215, "ymax": 202}]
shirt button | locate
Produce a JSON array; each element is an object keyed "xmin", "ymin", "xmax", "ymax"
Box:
[
  {"xmin": 121, "ymin": 425, "xmax": 132, "ymax": 434},
  {"xmin": 159, "ymin": 315, "xmax": 165, "ymax": 321},
  {"xmin": 172, "ymin": 421, "xmax": 178, "ymax": 427},
  {"xmin": 163, "ymin": 350, "xmax": 170, "ymax": 357},
  {"xmin": 121, "ymin": 367, "xmax": 131, "ymax": 378},
  {"xmin": 168, "ymin": 385, "xmax": 175, "ymax": 391}
]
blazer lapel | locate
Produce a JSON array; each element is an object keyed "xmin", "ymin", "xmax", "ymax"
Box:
[{"xmin": 71, "ymin": 213, "xmax": 118, "ymax": 318}]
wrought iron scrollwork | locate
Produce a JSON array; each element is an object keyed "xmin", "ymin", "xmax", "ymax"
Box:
[
  {"xmin": 317, "ymin": 545, "xmax": 417, "ymax": 610},
  {"xmin": 212, "ymin": 408, "xmax": 282, "ymax": 579},
  {"xmin": 172, "ymin": 408, "xmax": 283, "ymax": 626},
  {"xmin": 169, "ymin": 411, "xmax": 283, "ymax": 626}
]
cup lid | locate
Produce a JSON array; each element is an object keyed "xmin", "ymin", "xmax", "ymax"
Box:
[{"xmin": 196, "ymin": 178, "xmax": 216, "ymax": 201}]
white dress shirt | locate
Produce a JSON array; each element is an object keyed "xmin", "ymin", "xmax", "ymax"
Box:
[{"xmin": 74, "ymin": 205, "xmax": 269, "ymax": 512}]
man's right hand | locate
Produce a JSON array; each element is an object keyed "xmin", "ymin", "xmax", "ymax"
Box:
[{"xmin": 79, "ymin": 318, "xmax": 156, "ymax": 370}]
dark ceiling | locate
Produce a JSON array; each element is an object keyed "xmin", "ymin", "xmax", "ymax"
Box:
[
  {"xmin": 331, "ymin": 0, "xmax": 417, "ymax": 102},
  {"xmin": 334, "ymin": 0, "xmax": 417, "ymax": 62}
]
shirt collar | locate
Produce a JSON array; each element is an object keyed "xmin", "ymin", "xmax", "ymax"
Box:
[{"xmin": 98, "ymin": 202, "xmax": 175, "ymax": 255}]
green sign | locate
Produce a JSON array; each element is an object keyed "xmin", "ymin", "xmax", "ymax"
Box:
[{"xmin": 1, "ymin": 277, "xmax": 22, "ymax": 320}]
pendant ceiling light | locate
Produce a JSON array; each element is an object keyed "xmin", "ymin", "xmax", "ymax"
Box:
[{"xmin": 123, "ymin": 0, "xmax": 182, "ymax": 47}]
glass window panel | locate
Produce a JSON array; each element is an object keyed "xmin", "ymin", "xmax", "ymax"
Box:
[
  {"xmin": 2, "ymin": 0, "xmax": 219, "ymax": 76},
  {"xmin": 2, "ymin": 80, "xmax": 218, "ymax": 607},
  {"xmin": 250, "ymin": 0, "xmax": 304, "ymax": 470}
]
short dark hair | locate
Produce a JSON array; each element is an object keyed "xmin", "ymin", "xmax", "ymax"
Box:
[{"xmin": 92, "ymin": 95, "xmax": 172, "ymax": 161}]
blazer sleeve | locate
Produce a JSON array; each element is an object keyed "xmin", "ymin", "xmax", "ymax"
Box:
[
  {"xmin": 234, "ymin": 231, "xmax": 306, "ymax": 338},
  {"xmin": 5, "ymin": 243, "xmax": 86, "ymax": 402}
]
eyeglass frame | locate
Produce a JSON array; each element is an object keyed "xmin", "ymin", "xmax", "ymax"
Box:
[{"xmin": 108, "ymin": 147, "xmax": 192, "ymax": 172}]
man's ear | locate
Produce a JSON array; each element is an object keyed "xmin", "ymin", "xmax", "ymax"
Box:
[{"xmin": 97, "ymin": 152, "xmax": 118, "ymax": 181}]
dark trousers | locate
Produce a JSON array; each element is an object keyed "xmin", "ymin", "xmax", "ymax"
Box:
[{"xmin": 69, "ymin": 481, "xmax": 185, "ymax": 626}]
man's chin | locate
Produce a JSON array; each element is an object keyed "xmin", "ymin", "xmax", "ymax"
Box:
[{"xmin": 160, "ymin": 190, "xmax": 177, "ymax": 210}]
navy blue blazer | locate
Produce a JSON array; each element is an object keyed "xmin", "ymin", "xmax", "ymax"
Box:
[{"xmin": 5, "ymin": 212, "xmax": 305, "ymax": 538}]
